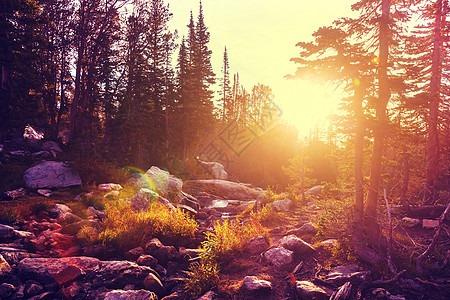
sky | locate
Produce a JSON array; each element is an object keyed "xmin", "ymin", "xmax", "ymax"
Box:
[{"xmin": 167, "ymin": 0, "xmax": 356, "ymax": 136}]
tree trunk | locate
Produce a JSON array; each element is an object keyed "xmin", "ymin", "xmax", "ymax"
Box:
[
  {"xmin": 354, "ymin": 85, "xmax": 365, "ymax": 224},
  {"xmin": 365, "ymin": 0, "xmax": 391, "ymax": 217},
  {"xmin": 423, "ymin": 0, "xmax": 444, "ymax": 205}
]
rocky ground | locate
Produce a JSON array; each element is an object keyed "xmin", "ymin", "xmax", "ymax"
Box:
[{"xmin": 1, "ymin": 137, "xmax": 449, "ymax": 299}]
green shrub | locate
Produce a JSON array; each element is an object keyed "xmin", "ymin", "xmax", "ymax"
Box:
[
  {"xmin": 0, "ymin": 206, "xmax": 19, "ymax": 224},
  {"xmin": 185, "ymin": 260, "xmax": 219, "ymax": 297}
]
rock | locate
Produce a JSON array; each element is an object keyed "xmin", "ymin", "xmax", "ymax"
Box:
[
  {"xmin": 247, "ymin": 235, "xmax": 269, "ymax": 255},
  {"xmin": 41, "ymin": 141, "xmax": 62, "ymax": 153},
  {"xmin": 270, "ymin": 198, "xmax": 293, "ymax": 212},
  {"xmin": 24, "ymin": 125, "xmax": 44, "ymax": 140},
  {"xmin": 96, "ymin": 260, "xmax": 157, "ymax": 288},
  {"xmin": 242, "ymin": 276, "xmax": 272, "ymax": 291},
  {"xmin": 389, "ymin": 295, "xmax": 406, "ymax": 300},
  {"xmin": 61, "ymin": 219, "xmax": 96, "ymax": 235},
  {"xmin": 99, "ymin": 183, "xmax": 123, "ymax": 191},
  {"xmin": 279, "ymin": 235, "xmax": 316, "ymax": 256},
  {"xmin": 136, "ymin": 166, "xmax": 183, "ymax": 201},
  {"xmin": 104, "ymin": 190, "xmax": 120, "ymax": 200},
  {"xmin": 49, "ymin": 203, "xmax": 72, "ymax": 218},
  {"xmin": 0, "ymin": 283, "xmax": 15, "ymax": 298},
  {"xmin": 152, "ymin": 245, "xmax": 177, "ymax": 266},
  {"xmin": 24, "ymin": 281, "xmax": 44, "ymax": 297},
  {"xmin": 305, "ymin": 185, "xmax": 324, "ymax": 196},
  {"xmin": 180, "ymin": 191, "xmax": 201, "ymax": 211},
  {"xmin": 57, "ymin": 211, "xmax": 82, "ymax": 226},
  {"xmin": 197, "ymin": 160, "xmax": 228, "ymax": 180},
  {"xmin": 85, "ymin": 206, "xmax": 105, "ymax": 220},
  {"xmin": 130, "ymin": 188, "xmax": 159, "ymax": 211},
  {"xmin": 136, "ymin": 255, "xmax": 158, "ymax": 268},
  {"xmin": 17, "ymin": 257, "xmax": 100, "ymax": 285},
  {"xmin": 0, "ymin": 254, "xmax": 12, "ymax": 276},
  {"xmin": 177, "ymin": 204, "xmax": 198, "ymax": 217},
  {"xmin": 330, "ymin": 282, "xmax": 352, "ymax": 300},
  {"xmin": 325, "ymin": 265, "xmax": 367, "ymax": 286},
  {"xmin": 401, "ymin": 217, "xmax": 420, "ymax": 228},
  {"xmin": 142, "ymin": 273, "xmax": 166, "ymax": 297},
  {"xmin": 37, "ymin": 189, "xmax": 53, "ymax": 197},
  {"xmin": 298, "ymin": 222, "xmax": 318, "ymax": 235},
  {"xmin": 23, "ymin": 161, "xmax": 82, "ymax": 189},
  {"xmin": 145, "ymin": 238, "xmax": 164, "ymax": 253},
  {"xmin": 125, "ymin": 247, "xmax": 145, "ymax": 261},
  {"xmin": 32, "ymin": 151, "xmax": 51, "ymax": 158},
  {"xmin": 197, "ymin": 290, "xmax": 216, "ymax": 300},
  {"xmin": 320, "ymin": 239, "xmax": 338, "ymax": 248},
  {"xmin": 296, "ymin": 281, "xmax": 330, "ymax": 300},
  {"xmin": 183, "ymin": 179, "xmax": 264, "ymax": 201},
  {"xmin": 10, "ymin": 150, "xmax": 29, "ymax": 156},
  {"xmin": 104, "ymin": 289, "xmax": 157, "ymax": 300},
  {"xmin": 4, "ymin": 187, "xmax": 27, "ymax": 200},
  {"xmin": 0, "ymin": 224, "xmax": 16, "ymax": 240},
  {"xmin": 264, "ymin": 247, "xmax": 293, "ymax": 267},
  {"xmin": 423, "ymin": 219, "xmax": 439, "ymax": 229}
]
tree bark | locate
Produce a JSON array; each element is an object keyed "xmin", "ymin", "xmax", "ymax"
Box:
[
  {"xmin": 354, "ymin": 85, "xmax": 365, "ymax": 224},
  {"xmin": 423, "ymin": 0, "xmax": 444, "ymax": 205},
  {"xmin": 365, "ymin": 0, "xmax": 391, "ymax": 217}
]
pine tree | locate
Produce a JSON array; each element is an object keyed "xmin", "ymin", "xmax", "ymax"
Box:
[{"xmin": 220, "ymin": 47, "xmax": 231, "ymax": 122}]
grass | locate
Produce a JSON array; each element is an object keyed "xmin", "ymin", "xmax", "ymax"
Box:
[
  {"xmin": 77, "ymin": 200, "xmax": 198, "ymax": 253},
  {"xmin": 185, "ymin": 218, "xmax": 268, "ymax": 296},
  {"xmin": 0, "ymin": 206, "xmax": 20, "ymax": 225}
]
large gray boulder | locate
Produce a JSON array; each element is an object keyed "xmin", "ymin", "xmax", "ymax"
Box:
[
  {"xmin": 296, "ymin": 281, "xmax": 331, "ymax": 299},
  {"xmin": 242, "ymin": 276, "xmax": 272, "ymax": 291},
  {"xmin": 183, "ymin": 179, "xmax": 264, "ymax": 201},
  {"xmin": 279, "ymin": 235, "xmax": 316, "ymax": 256},
  {"xmin": 23, "ymin": 161, "xmax": 82, "ymax": 189},
  {"xmin": 136, "ymin": 166, "xmax": 183, "ymax": 201},
  {"xmin": 263, "ymin": 247, "xmax": 293, "ymax": 267}
]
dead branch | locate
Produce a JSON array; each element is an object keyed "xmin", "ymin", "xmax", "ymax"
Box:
[
  {"xmin": 416, "ymin": 201, "xmax": 450, "ymax": 274},
  {"xmin": 372, "ymin": 269, "xmax": 407, "ymax": 286},
  {"xmin": 384, "ymin": 189, "xmax": 397, "ymax": 274}
]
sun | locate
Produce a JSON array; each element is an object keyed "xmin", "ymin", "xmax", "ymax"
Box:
[{"xmin": 276, "ymin": 79, "xmax": 344, "ymax": 137}]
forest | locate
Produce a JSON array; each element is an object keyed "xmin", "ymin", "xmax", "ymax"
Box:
[{"xmin": 0, "ymin": 0, "xmax": 449, "ymax": 299}]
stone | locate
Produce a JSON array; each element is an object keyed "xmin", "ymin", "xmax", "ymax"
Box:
[
  {"xmin": 104, "ymin": 289, "xmax": 157, "ymax": 300},
  {"xmin": 24, "ymin": 125, "xmax": 44, "ymax": 140},
  {"xmin": 247, "ymin": 235, "xmax": 269, "ymax": 255},
  {"xmin": 197, "ymin": 160, "xmax": 228, "ymax": 180},
  {"xmin": 125, "ymin": 247, "xmax": 145, "ymax": 261},
  {"xmin": 142, "ymin": 273, "xmax": 166, "ymax": 297},
  {"xmin": 296, "ymin": 281, "xmax": 330, "ymax": 300},
  {"xmin": 136, "ymin": 166, "xmax": 183, "ymax": 201},
  {"xmin": 4, "ymin": 187, "xmax": 27, "ymax": 200},
  {"xmin": 183, "ymin": 179, "xmax": 264, "ymax": 201},
  {"xmin": 23, "ymin": 161, "xmax": 82, "ymax": 189},
  {"xmin": 423, "ymin": 219, "xmax": 439, "ymax": 229},
  {"xmin": 177, "ymin": 204, "xmax": 198, "ymax": 216},
  {"xmin": 325, "ymin": 265, "xmax": 367, "ymax": 285},
  {"xmin": 98, "ymin": 183, "xmax": 123, "ymax": 191},
  {"xmin": 37, "ymin": 189, "xmax": 53, "ymax": 197},
  {"xmin": 305, "ymin": 185, "xmax": 324, "ymax": 196},
  {"xmin": 0, "ymin": 224, "xmax": 16, "ymax": 240},
  {"xmin": 145, "ymin": 238, "xmax": 164, "ymax": 254},
  {"xmin": 0, "ymin": 283, "xmax": 15, "ymax": 298},
  {"xmin": 41, "ymin": 141, "xmax": 62, "ymax": 153},
  {"xmin": 279, "ymin": 235, "xmax": 316, "ymax": 256},
  {"xmin": 264, "ymin": 247, "xmax": 293, "ymax": 267},
  {"xmin": 242, "ymin": 276, "xmax": 272, "ymax": 291},
  {"xmin": 197, "ymin": 291, "xmax": 216, "ymax": 300},
  {"xmin": 152, "ymin": 245, "xmax": 177, "ymax": 266},
  {"xmin": 104, "ymin": 190, "xmax": 120, "ymax": 200},
  {"xmin": 96, "ymin": 260, "xmax": 157, "ymax": 288},
  {"xmin": 401, "ymin": 217, "xmax": 420, "ymax": 228},
  {"xmin": 57, "ymin": 211, "xmax": 82, "ymax": 226},
  {"xmin": 61, "ymin": 219, "xmax": 96, "ymax": 235},
  {"xmin": 320, "ymin": 239, "xmax": 338, "ymax": 248},
  {"xmin": 298, "ymin": 222, "xmax": 318, "ymax": 235},
  {"xmin": 32, "ymin": 151, "xmax": 51, "ymax": 158},
  {"xmin": 0, "ymin": 254, "xmax": 12, "ymax": 276},
  {"xmin": 270, "ymin": 198, "xmax": 293, "ymax": 212},
  {"xmin": 54, "ymin": 265, "xmax": 83, "ymax": 286},
  {"xmin": 130, "ymin": 188, "xmax": 159, "ymax": 211},
  {"xmin": 136, "ymin": 255, "xmax": 158, "ymax": 268},
  {"xmin": 24, "ymin": 281, "xmax": 44, "ymax": 297}
]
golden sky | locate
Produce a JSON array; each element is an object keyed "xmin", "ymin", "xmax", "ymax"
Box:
[{"xmin": 169, "ymin": 0, "xmax": 356, "ymax": 136}]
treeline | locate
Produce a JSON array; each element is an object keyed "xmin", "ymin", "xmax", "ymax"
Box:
[{"xmin": 0, "ymin": 0, "xmax": 279, "ymax": 171}]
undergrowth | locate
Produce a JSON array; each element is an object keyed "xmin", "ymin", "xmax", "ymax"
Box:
[{"xmin": 77, "ymin": 200, "xmax": 197, "ymax": 252}]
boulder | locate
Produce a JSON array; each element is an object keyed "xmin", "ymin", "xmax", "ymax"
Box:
[
  {"xmin": 197, "ymin": 291, "xmax": 216, "ymax": 300},
  {"xmin": 104, "ymin": 289, "xmax": 157, "ymax": 300},
  {"xmin": 96, "ymin": 260, "xmax": 157, "ymax": 288},
  {"xmin": 247, "ymin": 235, "xmax": 269, "ymax": 255},
  {"xmin": 183, "ymin": 179, "xmax": 264, "ymax": 201},
  {"xmin": 4, "ymin": 187, "xmax": 27, "ymax": 200},
  {"xmin": 0, "ymin": 224, "xmax": 16, "ymax": 240},
  {"xmin": 296, "ymin": 281, "xmax": 330, "ymax": 300},
  {"xmin": 41, "ymin": 141, "xmax": 62, "ymax": 153},
  {"xmin": 401, "ymin": 217, "xmax": 420, "ymax": 228},
  {"xmin": 264, "ymin": 247, "xmax": 293, "ymax": 267},
  {"xmin": 279, "ymin": 235, "xmax": 316, "ymax": 256},
  {"xmin": 270, "ymin": 198, "xmax": 293, "ymax": 212},
  {"xmin": 305, "ymin": 185, "xmax": 324, "ymax": 196},
  {"xmin": 297, "ymin": 222, "xmax": 318, "ymax": 235},
  {"xmin": 197, "ymin": 160, "xmax": 228, "ymax": 180},
  {"xmin": 423, "ymin": 219, "xmax": 439, "ymax": 229},
  {"xmin": 242, "ymin": 276, "xmax": 272, "ymax": 291},
  {"xmin": 136, "ymin": 166, "xmax": 183, "ymax": 201},
  {"xmin": 0, "ymin": 283, "xmax": 15, "ymax": 298},
  {"xmin": 325, "ymin": 265, "xmax": 367, "ymax": 285},
  {"xmin": 125, "ymin": 247, "xmax": 145, "ymax": 261},
  {"xmin": 142, "ymin": 273, "xmax": 166, "ymax": 297},
  {"xmin": 98, "ymin": 183, "xmax": 123, "ymax": 191},
  {"xmin": 136, "ymin": 255, "xmax": 158, "ymax": 268},
  {"xmin": 23, "ymin": 161, "xmax": 82, "ymax": 189},
  {"xmin": 104, "ymin": 190, "xmax": 120, "ymax": 200},
  {"xmin": 130, "ymin": 188, "xmax": 175, "ymax": 211},
  {"xmin": 37, "ymin": 189, "xmax": 52, "ymax": 197}
]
